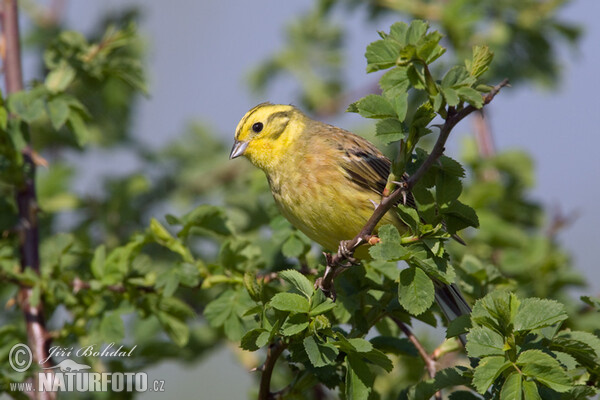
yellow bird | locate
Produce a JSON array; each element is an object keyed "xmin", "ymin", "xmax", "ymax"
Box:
[{"xmin": 230, "ymin": 102, "xmax": 470, "ymax": 327}]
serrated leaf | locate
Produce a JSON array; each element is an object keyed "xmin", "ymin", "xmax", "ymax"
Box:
[
  {"xmin": 500, "ymin": 372, "xmax": 523, "ymax": 400},
  {"xmin": 375, "ymin": 118, "xmax": 406, "ymax": 144},
  {"xmin": 304, "ymin": 335, "xmax": 339, "ymax": 368},
  {"xmin": 552, "ymin": 330, "xmax": 600, "ymax": 370},
  {"xmin": 91, "ymin": 245, "xmax": 106, "ymax": 280},
  {"xmin": 380, "ymin": 68, "xmax": 410, "ymax": 99},
  {"xmin": 66, "ymin": 111, "xmax": 89, "ymax": 146},
  {"xmin": 346, "ymin": 354, "xmax": 373, "ymax": 400},
  {"xmin": 457, "ymin": 87, "xmax": 483, "ymax": 108},
  {"xmin": 9, "ymin": 91, "xmax": 46, "ymax": 123},
  {"xmin": 369, "ymin": 225, "xmax": 408, "ymax": 261},
  {"xmin": 100, "ymin": 313, "xmax": 124, "ymax": 343},
  {"xmin": 441, "ymin": 200, "xmax": 479, "ymax": 233},
  {"xmin": 178, "ymin": 205, "xmax": 233, "ymax": 237},
  {"xmin": 366, "ymin": 40, "xmax": 401, "ymax": 73},
  {"xmin": 514, "ymin": 298, "xmax": 568, "ymax": 332},
  {"xmin": 398, "ymin": 266, "xmax": 434, "ymax": 315},
  {"xmin": 353, "ymin": 94, "xmax": 396, "ymax": 119},
  {"xmin": 270, "ymin": 292, "xmax": 310, "ymax": 313},
  {"xmin": 447, "ymin": 314, "xmax": 472, "ymax": 339},
  {"xmin": 395, "ymin": 204, "xmax": 420, "ymax": 233},
  {"xmin": 157, "ymin": 311, "xmax": 189, "ymax": 347},
  {"xmin": 281, "ymin": 314, "xmax": 309, "ymax": 336},
  {"xmin": 241, "ymin": 328, "xmax": 269, "ymax": 351},
  {"xmin": 522, "ymin": 380, "xmax": 541, "ymax": 400},
  {"xmin": 346, "ymin": 338, "xmax": 373, "ymax": 353},
  {"xmin": 46, "ymin": 97, "xmax": 70, "ymax": 130},
  {"xmin": 472, "ymin": 356, "xmax": 512, "ymax": 393},
  {"xmin": 471, "ymin": 291, "xmax": 520, "ymax": 335},
  {"xmin": 282, "ymin": 234, "xmax": 306, "ymax": 258},
  {"xmin": 435, "ymin": 172, "xmax": 462, "ymax": 205},
  {"xmin": 310, "ymin": 299, "xmax": 336, "ymax": 316},
  {"xmin": 279, "ymin": 269, "xmax": 313, "ymax": 298},
  {"xmin": 517, "ymin": 350, "xmax": 572, "ymax": 393},
  {"xmin": 466, "ymin": 326, "xmax": 505, "ymax": 358},
  {"xmin": 243, "ymin": 272, "xmax": 262, "ymax": 302},
  {"xmin": 467, "ymin": 45, "xmax": 494, "ymax": 78},
  {"xmin": 45, "ymin": 64, "xmax": 76, "ymax": 93}
]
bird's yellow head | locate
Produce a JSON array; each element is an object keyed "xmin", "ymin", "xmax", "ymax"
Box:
[{"xmin": 230, "ymin": 103, "xmax": 305, "ymax": 171}]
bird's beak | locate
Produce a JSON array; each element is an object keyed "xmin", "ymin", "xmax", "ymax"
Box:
[{"xmin": 229, "ymin": 140, "xmax": 248, "ymax": 159}]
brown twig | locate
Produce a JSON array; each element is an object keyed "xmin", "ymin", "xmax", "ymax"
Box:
[
  {"xmin": 258, "ymin": 340, "xmax": 287, "ymax": 400},
  {"xmin": 315, "ymin": 79, "xmax": 510, "ymax": 296},
  {"xmin": 2, "ymin": 1, "xmax": 55, "ymax": 398},
  {"xmin": 392, "ymin": 317, "xmax": 441, "ymax": 400}
]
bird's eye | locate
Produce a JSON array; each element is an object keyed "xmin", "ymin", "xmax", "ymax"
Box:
[{"xmin": 252, "ymin": 122, "xmax": 263, "ymax": 133}]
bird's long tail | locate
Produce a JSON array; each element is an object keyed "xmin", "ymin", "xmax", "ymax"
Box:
[{"xmin": 433, "ymin": 281, "xmax": 471, "ymax": 347}]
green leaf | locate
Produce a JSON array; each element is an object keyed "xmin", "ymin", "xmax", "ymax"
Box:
[
  {"xmin": 345, "ymin": 354, "xmax": 373, "ymax": 400},
  {"xmin": 369, "ymin": 225, "xmax": 408, "ymax": 261},
  {"xmin": 46, "ymin": 97, "xmax": 70, "ymax": 130},
  {"xmin": 375, "ymin": 118, "xmax": 406, "ymax": 144},
  {"xmin": 100, "ymin": 313, "xmax": 125, "ymax": 343},
  {"xmin": 177, "ymin": 205, "xmax": 233, "ymax": 237},
  {"xmin": 446, "ymin": 314, "xmax": 472, "ymax": 339},
  {"xmin": 466, "ymin": 326, "xmax": 506, "ymax": 358},
  {"xmin": 513, "ymin": 298, "xmax": 568, "ymax": 332},
  {"xmin": 517, "ymin": 350, "xmax": 572, "ymax": 393},
  {"xmin": 279, "ymin": 269, "xmax": 313, "ymax": 299},
  {"xmin": 441, "ymin": 200, "xmax": 479, "ymax": 232},
  {"xmin": 309, "ymin": 299, "xmax": 336, "ymax": 316},
  {"xmin": 467, "ymin": 45, "xmax": 494, "ymax": 78},
  {"xmin": 395, "ymin": 204, "xmax": 420, "ymax": 233},
  {"xmin": 471, "ymin": 291, "xmax": 520, "ymax": 334},
  {"xmin": 435, "ymin": 172, "xmax": 462, "ymax": 205},
  {"xmin": 282, "ymin": 234, "xmax": 306, "ymax": 258},
  {"xmin": 157, "ymin": 311, "xmax": 189, "ymax": 347},
  {"xmin": 380, "ymin": 68, "xmax": 410, "ymax": 99},
  {"xmin": 241, "ymin": 328, "xmax": 269, "ymax": 351},
  {"xmin": 45, "ymin": 63, "xmax": 76, "ymax": 93},
  {"xmin": 66, "ymin": 111, "xmax": 89, "ymax": 146},
  {"xmin": 500, "ymin": 372, "xmax": 523, "ymax": 400},
  {"xmin": 522, "ymin": 380, "xmax": 541, "ymax": 400},
  {"xmin": 9, "ymin": 90, "xmax": 46, "ymax": 123},
  {"xmin": 281, "ymin": 314, "xmax": 309, "ymax": 336},
  {"xmin": 203, "ymin": 292, "xmax": 233, "ymax": 327},
  {"xmin": 243, "ymin": 272, "xmax": 262, "ymax": 302},
  {"xmin": 91, "ymin": 245, "xmax": 106, "ymax": 280},
  {"xmin": 150, "ymin": 218, "xmax": 192, "ymax": 262},
  {"xmin": 303, "ymin": 335, "xmax": 339, "ymax": 368},
  {"xmin": 457, "ymin": 87, "xmax": 483, "ymax": 108},
  {"xmin": 398, "ymin": 266, "xmax": 434, "ymax": 315},
  {"xmin": 472, "ymin": 355, "xmax": 512, "ymax": 393},
  {"xmin": 351, "ymin": 94, "xmax": 397, "ymax": 119},
  {"xmin": 270, "ymin": 292, "xmax": 310, "ymax": 313},
  {"xmin": 365, "ymin": 40, "xmax": 401, "ymax": 73},
  {"xmin": 551, "ymin": 330, "xmax": 600, "ymax": 370}
]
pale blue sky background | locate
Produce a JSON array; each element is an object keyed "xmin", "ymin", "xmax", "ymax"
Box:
[{"xmin": 21, "ymin": 0, "xmax": 600, "ymax": 398}]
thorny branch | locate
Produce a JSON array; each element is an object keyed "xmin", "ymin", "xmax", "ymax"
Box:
[
  {"xmin": 392, "ymin": 317, "xmax": 442, "ymax": 400},
  {"xmin": 1, "ymin": 1, "xmax": 55, "ymax": 399},
  {"xmin": 315, "ymin": 79, "xmax": 510, "ymax": 298},
  {"xmin": 258, "ymin": 340, "xmax": 288, "ymax": 400}
]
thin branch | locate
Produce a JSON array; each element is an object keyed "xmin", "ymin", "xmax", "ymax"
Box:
[
  {"xmin": 392, "ymin": 317, "xmax": 441, "ymax": 400},
  {"xmin": 258, "ymin": 340, "xmax": 287, "ymax": 400},
  {"xmin": 315, "ymin": 79, "xmax": 510, "ymax": 296},
  {"xmin": 2, "ymin": 1, "xmax": 55, "ymax": 398}
]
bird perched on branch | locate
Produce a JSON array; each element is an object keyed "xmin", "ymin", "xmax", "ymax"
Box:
[{"xmin": 230, "ymin": 102, "xmax": 471, "ymax": 335}]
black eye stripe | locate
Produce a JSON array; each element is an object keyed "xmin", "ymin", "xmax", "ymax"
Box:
[{"xmin": 252, "ymin": 122, "xmax": 263, "ymax": 133}]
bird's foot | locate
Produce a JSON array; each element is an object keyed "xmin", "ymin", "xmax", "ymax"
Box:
[{"xmin": 336, "ymin": 240, "xmax": 358, "ymax": 266}]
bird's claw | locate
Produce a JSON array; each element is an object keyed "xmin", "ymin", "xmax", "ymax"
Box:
[{"xmin": 337, "ymin": 240, "xmax": 358, "ymax": 266}]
